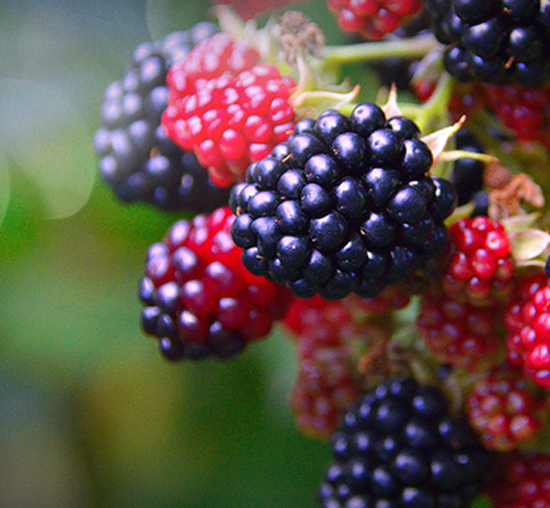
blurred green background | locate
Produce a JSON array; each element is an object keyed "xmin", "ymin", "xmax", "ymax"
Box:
[{"xmin": 0, "ymin": 1, "xmax": 359, "ymax": 507}]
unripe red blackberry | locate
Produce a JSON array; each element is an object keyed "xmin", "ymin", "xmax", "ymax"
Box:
[
  {"xmin": 417, "ymin": 291, "xmax": 502, "ymax": 371},
  {"xmin": 328, "ymin": 0, "xmax": 424, "ymax": 40},
  {"xmin": 94, "ymin": 24, "xmax": 230, "ymax": 213},
  {"xmin": 285, "ymin": 296, "xmax": 363, "ymax": 438},
  {"xmin": 481, "ymin": 83, "xmax": 550, "ymax": 148},
  {"xmin": 488, "ymin": 452, "xmax": 550, "ymax": 507},
  {"xmin": 505, "ymin": 271, "xmax": 550, "ymax": 389},
  {"xmin": 162, "ymin": 33, "xmax": 297, "ymax": 187},
  {"xmin": 319, "ymin": 377, "xmax": 490, "ymax": 507},
  {"xmin": 466, "ymin": 367, "xmax": 547, "ymax": 451},
  {"xmin": 442, "ymin": 216, "xmax": 514, "ymax": 307},
  {"xmin": 139, "ymin": 206, "xmax": 292, "ymax": 361},
  {"xmin": 230, "ymin": 105, "xmax": 457, "ymax": 300}
]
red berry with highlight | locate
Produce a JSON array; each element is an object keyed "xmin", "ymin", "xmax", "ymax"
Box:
[
  {"xmin": 482, "ymin": 84, "xmax": 550, "ymax": 149},
  {"xmin": 505, "ymin": 271, "xmax": 550, "ymax": 389},
  {"xmin": 442, "ymin": 216, "xmax": 514, "ymax": 307},
  {"xmin": 466, "ymin": 367, "xmax": 546, "ymax": 451},
  {"xmin": 328, "ymin": 0, "xmax": 423, "ymax": 40},
  {"xmin": 139, "ymin": 206, "xmax": 292, "ymax": 361},
  {"xmin": 162, "ymin": 33, "xmax": 296, "ymax": 187}
]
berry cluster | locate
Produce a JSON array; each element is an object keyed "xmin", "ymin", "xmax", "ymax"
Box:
[
  {"xmin": 441, "ymin": 216, "xmax": 514, "ymax": 307},
  {"xmin": 230, "ymin": 106, "xmax": 456, "ymax": 300},
  {"xmin": 319, "ymin": 377, "xmax": 489, "ymax": 507},
  {"xmin": 426, "ymin": 0, "xmax": 550, "ymax": 86},
  {"xmin": 505, "ymin": 271, "xmax": 550, "ymax": 389},
  {"xmin": 284, "ymin": 296, "xmax": 363, "ymax": 437},
  {"xmin": 139, "ymin": 207, "xmax": 291, "ymax": 360},
  {"xmin": 162, "ymin": 33, "xmax": 296, "ymax": 187},
  {"xmin": 93, "ymin": 2, "xmax": 550, "ymax": 506},
  {"xmin": 466, "ymin": 367, "xmax": 546, "ymax": 451}
]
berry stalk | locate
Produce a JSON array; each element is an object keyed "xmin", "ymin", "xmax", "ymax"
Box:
[{"xmin": 322, "ymin": 33, "xmax": 439, "ymax": 68}]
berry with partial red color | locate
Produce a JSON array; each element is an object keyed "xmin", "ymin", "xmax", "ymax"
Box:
[
  {"xmin": 139, "ymin": 206, "xmax": 292, "ymax": 361},
  {"xmin": 162, "ymin": 33, "xmax": 296, "ymax": 187},
  {"xmin": 466, "ymin": 367, "xmax": 546, "ymax": 451},
  {"xmin": 417, "ymin": 291, "xmax": 501, "ymax": 371},
  {"xmin": 211, "ymin": 0, "xmax": 306, "ymax": 20},
  {"xmin": 505, "ymin": 271, "xmax": 550, "ymax": 389},
  {"xmin": 285, "ymin": 296, "xmax": 362, "ymax": 438},
  {"xmin": 488, "ymin": 452, "xmax": 550, "ymax": 507},
  {"xmin": 328, "ymin": 0, "xmax": 423, "ymax": 41},
  {"xmin": 481, "ymin": 84, "xmax": 550, "ymax": 148},
  {"xmin": 442, "ymin": 216, "xmax": 514, "ymax": 307}
]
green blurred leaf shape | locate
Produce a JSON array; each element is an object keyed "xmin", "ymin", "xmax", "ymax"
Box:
[{"xmin": 0, "ymin": 79, "xmax": 95, "ymax": 220}]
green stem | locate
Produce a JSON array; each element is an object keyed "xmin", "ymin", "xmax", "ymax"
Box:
[{"xmin": 322, "ymin": 34, "xmax": 440, "ymax": 68}]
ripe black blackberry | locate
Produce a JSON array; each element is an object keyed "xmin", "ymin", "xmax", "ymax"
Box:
[
  {"xmin": 94, "ymin": 23, "xmax": 230, "ymax": 212},
  {"xmin": 450, "ymin": 129, "xmax": 484, "ymax": 206},
  {"xmin": 229, "ymin": 104, "xmax": 457, "ymax": 300},
  {"xmin": 318, "ymin": 377, "xmax": 490, "ymax": 507},
  {"xmin": 426, "ymin": 0, "xmax": 550, "ymax": 86}
]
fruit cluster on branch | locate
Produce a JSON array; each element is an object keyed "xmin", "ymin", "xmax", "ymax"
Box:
[{"xmin": 94, "ymin": 0, "xmax": 550, "ymax": 506}]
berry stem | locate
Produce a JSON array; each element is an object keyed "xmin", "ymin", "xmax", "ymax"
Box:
[{"xmin": 322, "ymin": 34, "xmax": 439, "ymax": 68}]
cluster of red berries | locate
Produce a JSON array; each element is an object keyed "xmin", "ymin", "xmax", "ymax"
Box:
[{"xmin": 94, "ymin": 0, "xmax": 550, "ymax": 506}]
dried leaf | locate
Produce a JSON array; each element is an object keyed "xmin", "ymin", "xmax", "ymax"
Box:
[
  {"xmin": 421, "ymin": 116, "xmax": 465, "ymax": 165},
  {"xmin": 382, "ymin": 84, "xmax": 402, "ymax": 119}
]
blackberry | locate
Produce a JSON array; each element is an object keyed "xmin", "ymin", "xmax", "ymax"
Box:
[
  {"xmin": 318, "ymin": 377, "xmax": 489, "ymax": 507},
  {"xmin": 426, "ymin": 0, "xmax": 550, "ymax": 86},
  {"xmin": 450, "ymin": 129, "xmax": 485, "ymax": 206},
  {"xmin": 94, "ymin": 23, "xmax": 230, "ymax": 212},
  {"xmin": 139, "ymin": 207, "xmax": 291, "ymax": 361},
  {"xmin": 230, "ymin": 104, "xmax": 457, "ymax": 300}
]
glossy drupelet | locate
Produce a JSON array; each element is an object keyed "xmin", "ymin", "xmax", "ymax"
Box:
[
  {"xmin": 230, "ymin": 104, "xmax": 457, "ymax": 300},
  {"xmin": 318, "ymin": 377, "xmax": 489, "ymax": 507},
  {"xmin": 139, "ymin": 206, "xmax": 291, "ymax": 361},
  {"xmin": 426, "ymin": 0, "xmax": 550, "ymax": 86},
  {"xmin": 94, "ymin": 23, "xmax": 230, "ymax": 212}
]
